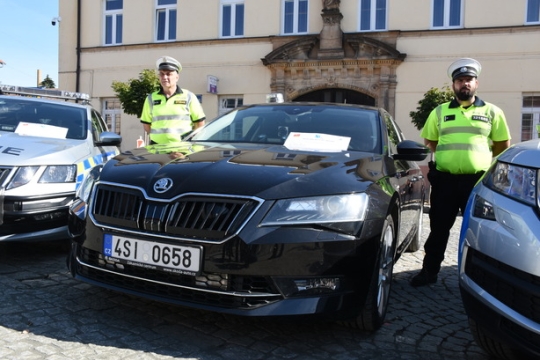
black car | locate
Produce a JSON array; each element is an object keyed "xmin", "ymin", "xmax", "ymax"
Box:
[{"xmin": 67, "ymin": 101, "xmax": 428, "ymax": 331}]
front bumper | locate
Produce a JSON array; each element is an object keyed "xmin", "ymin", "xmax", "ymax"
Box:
[
  {"xmin": 0, "ymin": 192, "xmax": 74, "ymax": 241},
  {"xmin": 459, "ymin": 183, "xmax": 540, "ymax": 356},
  {"xmin": 67, "ymin": 220, "xmax": 380, "ymax": 317}
]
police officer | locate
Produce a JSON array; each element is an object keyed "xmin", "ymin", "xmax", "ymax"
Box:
[
  {"xmin": 410, "ymin": 58, "xmax": 511, "ymax": 287},
  {"xmin": 140, "ymin": 56, "xmax": 206, "ymax": 144}
]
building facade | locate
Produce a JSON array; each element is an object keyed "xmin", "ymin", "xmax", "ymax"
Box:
[{"xmin": 58, "ymin": 0, "xmax": 540, "ymax": 150}]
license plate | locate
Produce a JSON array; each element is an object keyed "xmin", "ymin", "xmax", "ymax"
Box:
[{"xmin": 103, "ymin": 234, "xmax": 202, "ymax": 276}]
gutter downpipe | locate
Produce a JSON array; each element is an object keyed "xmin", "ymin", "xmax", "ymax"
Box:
[{"xmin": 76, "ymin": 0, "xmax": 81, "ymax": 92}]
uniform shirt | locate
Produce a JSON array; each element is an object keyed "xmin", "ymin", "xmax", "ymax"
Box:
[
  {"xmin": 421, "ymin": 97, "xmax": 510, "ymax": 174},
  {"xmin": 140, "ymin": 86, "xmax": 205, "ymax": 144}
]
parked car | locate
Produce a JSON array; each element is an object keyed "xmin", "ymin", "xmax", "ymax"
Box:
[
  {"xmin": 67, "ymin": 99, "xmax": 428, "ymax": 331},
  {"xmin": 459, "ymin": 139, "xmax": 540, "ymax": 359},
  {"xmin": 0, "ymin": 85, "xmax": 121, "ymax": 242}
]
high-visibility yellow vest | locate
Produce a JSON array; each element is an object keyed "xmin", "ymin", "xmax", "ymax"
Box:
[
  {"xmin": 140, "ymin": 87, "xmax": 205, "ymax": 144},
  {"xmin": 421, "ymin": 97, "xmax": 510, "ymax": 174}
]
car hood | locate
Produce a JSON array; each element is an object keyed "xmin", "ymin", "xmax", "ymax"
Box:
[
  {"xmin": 498, "ymin": 139, "xmax": 540, "ymax": 168},
  {"xmin": 102, "ymin": 142, "xmax": 385, "ymax": 199},
  {"xmin": 0, "ymin": 132, "xmax": 90, "ymax": 166}
]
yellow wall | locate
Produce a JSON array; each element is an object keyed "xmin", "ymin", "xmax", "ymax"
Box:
[{"xmin": 59, "ymin": 0, "xmax": 540, "ymax": 150}]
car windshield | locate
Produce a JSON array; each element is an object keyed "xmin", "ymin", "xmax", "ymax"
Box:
[
  {"xmin": 191, "ymin": 104, "xmax": 381, "ymax": 152},
  {"xmin": 0, "ymin": 98, "xmax": 87, "ymax": 140}
]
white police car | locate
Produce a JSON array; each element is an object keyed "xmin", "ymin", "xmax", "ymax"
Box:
[
  {"xmin": 0, "ymin": 85, "xmax": 121, "ymax": 242},
  {"xmin": 459, "ymin": 139, "xmax": 540, "ymax": 359}
]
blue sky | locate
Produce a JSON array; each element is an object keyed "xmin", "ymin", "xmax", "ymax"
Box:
[{"xmin": 0, "ymin": 0, "xmax": 59, "ymax": 87}]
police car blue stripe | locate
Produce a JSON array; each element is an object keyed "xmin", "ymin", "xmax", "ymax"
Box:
[{"xmin": 75, "ymin": 150, "xmax": 119, "ymax": 189}]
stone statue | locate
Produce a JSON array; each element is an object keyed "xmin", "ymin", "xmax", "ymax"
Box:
[{"xmin": 323, "ymin": 0, "xmax": 340, "ymax": 10}]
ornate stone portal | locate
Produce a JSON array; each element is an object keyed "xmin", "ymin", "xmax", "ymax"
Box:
[{"xmin": 261, "ymin": 4, "xmax": 405, "ymax": 115}]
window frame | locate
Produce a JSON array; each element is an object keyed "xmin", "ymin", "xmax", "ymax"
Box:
[
  {"xmin": 102, "ymin": 98, "xmax": 122, "ymax": 135},
  {"xmin": 526, "ymin": 0, "xmax": 540, "ymax": 24},
  {"xmin": 220, "ymin": 0, "xmax": 245, "ymax": 38},
  {"xmin": 155, "ymin": 0, "xmax": 177, "ymax": 42},
  {"xmin": 358, "ymin": 0, "xmax": 387, "ymax": 32},
  {"xmin": 104, "ymin": 0, "xmax": 123, "ymax": 46},
  {"xmin": 281, "ymin": 0, "xmax": 309, "ymax": 35},
  {"xmin": 431, "ymin": 0, "xmax": 463, "ymax": 29},
  {"xmin": 219, "ymin": 96, "xmax": 244, "ymax": 116},
  {"xmin": 521, "ymin": 94, "xmax": 540, "ymax": 141}
]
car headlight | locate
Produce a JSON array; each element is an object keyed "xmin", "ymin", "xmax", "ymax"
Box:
[
  {"xmin": 484, "ymin": 161, "xmax": 538, "ymax": 206},
  {"xmin": 39, "ymin": 165, "xmax": 77, "ymax": 183},
  {"xmin": 261, "ymin": 193, "xmax": 368, "ymax": 226},
  {"xmin": 6, "ymin": 166, "xmax": 39, "ymax": 189}
]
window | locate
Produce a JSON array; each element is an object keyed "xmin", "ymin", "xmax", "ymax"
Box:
[
  {"xmin": 282, "ymin": 0, "xmax": 308, "ymax": 35},
  {"xmin": 221, "ymin": 0, "xmax": 244, "ymax": 38},
  {"xmin": 432, "ymin": 0, "xmax": 462, "ymax": 29},
  {"xmin": 104, "ymin": 0, "xmax": 123, "ymax": 45},
  {"xmin": 219, "ymin": 96, "xmax": 243, "ymax": 116},
  {"xmin": 359, "ymin": 0, "xmax": 387, "ymax": 31},
  {"xmin": 521, "ymin": 94, "xmax": 540, "ymax": 141},
  {"xmin": 91, "ymin": 110, "xmax": 108, "ymax": 142},
  {"xmin": 526, "ymin": 0, "xmax": 540, "ymax": 24},
  {"xmin": 156, "ymin": 0, "xmax": 177, "ymax": 42},
  {"xmin": 102, "ymin": 98, "xmax": 122, "ymax": 134}
]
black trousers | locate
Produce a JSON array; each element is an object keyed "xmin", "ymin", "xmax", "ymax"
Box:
[{"xmin": 422, "ymin": 163, "xmax": 484, "ymax": 274}]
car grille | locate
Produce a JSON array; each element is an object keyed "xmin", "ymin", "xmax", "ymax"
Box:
[
  {"xmin": 92, "ymin": 184, "xmax": 261, "ymax": 242},
  {"xmin": 0, "ymin": 166, "xmax": 13, "ymax": 187},
  {"xmin": 465, "ymin": 248, "xmax": 540, "ymax": 324},
  {"xmin": 78, "ymin": 247, "xmax": 283, "ymax": 309}
]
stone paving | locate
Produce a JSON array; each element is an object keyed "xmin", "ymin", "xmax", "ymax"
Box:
[{"xmin": 0, "ymin": 215, "xmax": 496, "ymax": 360}]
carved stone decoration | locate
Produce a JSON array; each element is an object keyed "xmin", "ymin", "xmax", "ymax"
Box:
[
  {"xmin": 348, "ymin": 37, "xmax": 404, "ymax": 60},
  {"xmin": 327, "ymin": 76, "xmax": 336, "ymax": 86},
  {"xmin": 319, "ymin": 3, "xmax": 344, "ymax": 59},
  {"xmin": 262, "ymin": 38, "xmax": 317, "ymax": 63},
  {"xmin": 261, "ymin": 30, "xmax": 406, "ymax": 116},
  {"xmin": 322, "ymin": 0, "xmax": 340, "ymax": 11}
]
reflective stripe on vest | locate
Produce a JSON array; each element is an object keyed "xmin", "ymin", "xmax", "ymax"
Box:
[
  {"xmin": 434, "ymin": 102, "xmax": 495, "ymax": 174},
  {"xmin": 147, "ymin": 92, "xmax": 193, "ymax": 143}
]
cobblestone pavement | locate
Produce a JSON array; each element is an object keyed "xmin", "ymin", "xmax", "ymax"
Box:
[{"xmin": 0, "ymin": 215, "xmax": 496, "ymax": 360}]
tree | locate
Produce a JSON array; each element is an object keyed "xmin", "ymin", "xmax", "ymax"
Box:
[
  {"xmin": 40, "ymin": 75, "xmax": 56, "ymax": 88},
  {"xmin": 111, "ymin": 69, "xmax": 160, "ymax": 117},
  {"xmin": 409, "ymin": 86, "xmax": 454, "ymax": 130}
]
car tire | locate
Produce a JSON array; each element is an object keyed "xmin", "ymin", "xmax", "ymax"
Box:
[
  {"xmin": 342, "ymin": 214, "xmax": 396, "ymax": 331},
  {"xmin": 406, "ymin": 201, "xmax": 424, "ymax": 252},
  {"xmin": 468, "ymin": 318, "xmax": 532, "ymax": 360}
]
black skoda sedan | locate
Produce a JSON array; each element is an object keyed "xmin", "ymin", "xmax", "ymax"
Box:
[{"xmin": 67, "ymin": 101, "xmax": 428, "ymax": 331}]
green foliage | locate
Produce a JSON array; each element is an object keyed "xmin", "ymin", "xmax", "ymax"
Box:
[
  {"xmin": 111, "ymin": 69, "xmax": 160, "ymax": 117},
  {"xmin": 409, "ymin": 86, "xmax": 454, "ymax": 130},
  {"xmin": 40, "ymin": 75, "xmax": 56, "ymax": 88}
]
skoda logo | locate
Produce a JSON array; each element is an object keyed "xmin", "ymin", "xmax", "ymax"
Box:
[{"xmin": 153, "ymin": 178, "xmax": 173, "ymax": 193}]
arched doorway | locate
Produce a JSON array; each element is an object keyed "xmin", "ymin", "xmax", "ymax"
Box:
[{"xmin": 293, "ymin": 88, "xmax": 375, "ymax": 106}]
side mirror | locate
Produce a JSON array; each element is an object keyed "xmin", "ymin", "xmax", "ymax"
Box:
[
  {"xmin": 393, "ymin": 140, "xmax": 429, "ymax": 161},
  {"xmin": 96, "ymin": 131, "xmax": 122, "ymax": 146}
]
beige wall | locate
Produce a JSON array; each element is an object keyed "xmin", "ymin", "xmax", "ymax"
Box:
[
  {"xmin": 389, "ymin": 0, "xmax": 529, "ymax": 31},
  {"xmin": 58, "ymin": 0, "xmax": 540, "ymax": 151}
]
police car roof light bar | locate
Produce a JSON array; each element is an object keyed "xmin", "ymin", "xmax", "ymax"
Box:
[{"xmin": 0, "ymin": 84, "xmax": 90, "ymax": 103}]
